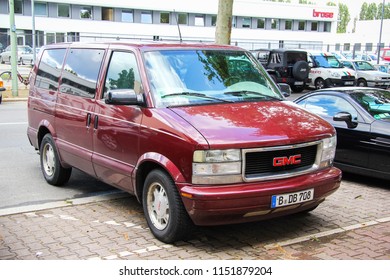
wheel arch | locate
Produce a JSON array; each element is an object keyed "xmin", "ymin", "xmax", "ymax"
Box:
[{"xmin": 133, "ymin": 153, "xmax": 186, "ymax": 204}]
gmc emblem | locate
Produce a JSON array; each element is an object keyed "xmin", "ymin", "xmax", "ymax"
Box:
[{"xmin": 273, "ymin": 154, "xmax": 302, "ymax": 167}]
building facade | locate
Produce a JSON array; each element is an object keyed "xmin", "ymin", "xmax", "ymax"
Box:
[{"xmin": 0, "ymin": 0, "xmax": 339, "ymax": 51}]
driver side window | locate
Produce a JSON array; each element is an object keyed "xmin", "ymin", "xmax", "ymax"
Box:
[
  {"xmin": 300, "ymin": 95, "xmax": 359, "ymax": 121},
  {"xmin": 102, "ymin": 51, "xmax": 142, "ymax": 99}
]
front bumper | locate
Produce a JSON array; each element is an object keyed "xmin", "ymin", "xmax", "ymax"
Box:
[
  {"xmin": 325, "ymin": 78, "xmax": 355, "ymax": 87},
  {"xmin": 179, "ymin": 167, "xmax": 341, "ymax": 226}
]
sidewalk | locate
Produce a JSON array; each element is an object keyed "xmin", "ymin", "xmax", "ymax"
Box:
[{"xmin": 1, "ymin": 193, "xmax": 389, "ymax": 260}]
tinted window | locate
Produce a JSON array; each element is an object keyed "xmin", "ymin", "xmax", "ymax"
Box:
[
  {"xmin": 298, "ymin": 95, "xmax": 359, "ymax": 121},
  {"xmin": 35, "ymin": 48, "xmax": 66, "ymax": 91},
  {"xmin": 103, "ymin": 51, "xmax": 142, "ymax": 99},
  {"xmin": 60, "ymin": 48, "xmax": 104, "ymax": 98}
]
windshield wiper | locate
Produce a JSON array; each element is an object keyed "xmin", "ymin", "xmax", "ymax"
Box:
[
  {"xmin": 224, "ymin": 90, "xmax": 281, "ymax": 101},
  {"xmin": 161, "ymin": 92, "xmax": 233, "ymax": 103}
]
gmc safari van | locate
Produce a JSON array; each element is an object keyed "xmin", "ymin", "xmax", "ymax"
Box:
[{"xmin": 27, "ymin": 42, "xmax": 341, "ymax": 243}]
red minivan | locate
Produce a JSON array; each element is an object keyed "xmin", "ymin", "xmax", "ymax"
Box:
[{"xmin": 27, "ymin": 42, "xmax": 341, "ymax": 243}]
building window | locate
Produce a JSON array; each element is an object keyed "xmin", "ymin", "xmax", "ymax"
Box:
[
  {"xmin": 324, "ymin": 22, "xmax": 331, "ymax": 32},
  {"xmin": 177, "ymin": 13, "xmax": 187, "ymax": 25},
  {"xmin": 285, "ymin": 20, "xmax": 292, "ymax": 30},
  {"xmin": 242, "ymin": 17, "xmax": 251, "ymax": 28},
  {"xmin": 141, "ymin": 11, "xmax": 153, "ymax": 24},
  {"xmin": 56, "ymin": 33, "xmax": 65, "ymax": 43},
  {"xmin": 102, "ymin": 7, "xmax": 114, "ymax": 21},
  {"xmin": 80, "ymin": 7, "xmax": 92, "ymax": 19},
  {"xmin": 14, "ymin": 0, "xmax": 23, "ymax": 14},
  {"xmin": 122, "ymin": 10, "xmax": 133, "ymax": 22},
  {"xmin": 271, "ymin": 19, "xmax": 279, "ymax": 30},
  {"xmin": 257, "ymin": 18, "xmax": 265, "ymax": 29},
  {"xmin": 58, "ymin": 4, "xmax": 70, "ymax": 18},
  {"xmin": 232, "ymin": 16, "xmax": 236, "ymax": 28},
  {"xmin": 160, "ymin": 12, "xmax": 170, "ymax": 24},
  {"xmin": 195, "ymin": 15, "xmax": 205, "ymax": 26},
  {"xmin": 35, "ymin": 2, "xmax": 47, "ymax": 16},
  {"xmin": 298, "ymin": 21, "xmax": 305, "ymax": 31},
  {"xmin": 46, "ymin": 33, "xmax": 55, "ymax": 44},
  {"xmin": 211, "ymin": 15, "xmax": 217, "ymax": 26},
  {"xmin": 311, "ymin": 22, "xmax": 318, "ymax": 31}
]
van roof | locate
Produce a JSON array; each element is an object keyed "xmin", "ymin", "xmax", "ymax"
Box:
[{"xmin": 40, "ymin": 41, "xmax": 245, "ymax": 52}]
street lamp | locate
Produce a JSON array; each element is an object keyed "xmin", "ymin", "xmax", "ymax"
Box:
[{"xmin": 377, "ymin": 0, "xmax": 385, "ymax": 64}]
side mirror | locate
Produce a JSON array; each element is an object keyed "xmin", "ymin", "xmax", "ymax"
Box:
[
  {"xmin": 333, "ymin": 112, "xmax": 358, "ymax": 129},
  {"xmin": 105, "ymin": 89, "xmax": 145, "ymax": 106},
  {"xmin": 308, "ymin": 62, "xmax": 314, "ymax": 68},
  {"xmin": 277, "ymin": 83, "xmax": 291, "ymax": 98}
]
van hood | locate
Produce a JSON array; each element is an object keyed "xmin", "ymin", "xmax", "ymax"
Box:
[{"xmin": 169, "ymin": 101, "xmax": 335, "ymax": 148}]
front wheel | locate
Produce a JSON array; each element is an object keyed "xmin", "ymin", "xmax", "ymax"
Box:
[
  {"xmin": 357, "ymin": 79, "xmax": 367, "ymax": 87},
  {"xmin": 40, "ymin": 134, "xmax": 72, "ymax": 186},
  {"xmin": 315, "ymin": 78, "xmax": 326, "ymax": 89},
  {"xmin": 142, "ymin": 169, "xmax": 193, "ymax": 243}
]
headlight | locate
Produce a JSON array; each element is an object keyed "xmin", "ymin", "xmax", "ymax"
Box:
[
  {"xmin": 319, "ymin": 136, "xmax": 337, "ymax": 168},
  {"xmin": 192, "ymin": 149, "xmax": 242, "ymax": 184},
  {"xmin": 330, "ymin": 71, "xmax": 341, "ymax": 78}
]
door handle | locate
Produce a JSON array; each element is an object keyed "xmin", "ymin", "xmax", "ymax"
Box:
[
  {"xmin": 94, "ymin": 115, "xmax": 99, "ymax": 130},
  {"xmin": 86, "ymin": 113, "xmax": 92, "ymax": 128}
]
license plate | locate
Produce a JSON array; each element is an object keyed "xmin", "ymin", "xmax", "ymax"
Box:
[
  {"xmin": 294, "ymin": 81, "xmax": 304, "ymax": 85},
  {"xmin": 344, "ymin": 81, "xmax": 354, "ymax": 85},
  {"xmin": 271, "ymin": 188, "xmax": 314, "ymax": 208}
]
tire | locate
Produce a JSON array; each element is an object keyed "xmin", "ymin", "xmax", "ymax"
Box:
[
  {"xmin": 315, "ymin": 78, "xmax": 326, "ymax": 89},
  {"xmin": 0, "ymin": 56, "xmax": 3, "ymax": 64},
  {"xmin": 291, "ymin": 84, "xmax": 305, "ymax": 93},
  {"xmin": 142, "ymin": 169, "xmax": 193, "ymax": 243},
  {"xmin": 357, "ymin": 79, "xmax": 367, "ymax": 87},
  {"xmin": 40, "ymin": 134, "xmax": 72, "ymax": 186},
  {"xmin": 0, "ymin": 94, "xmax": 2, "ymax": 104},
  {"xmin": 292, "ymin": 60, "xmax": 310, "ymax": 81}
]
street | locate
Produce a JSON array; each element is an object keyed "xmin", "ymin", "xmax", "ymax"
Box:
[{"xmin": 0, "ymin": 101, "xmax": 389, "ymax": 261}]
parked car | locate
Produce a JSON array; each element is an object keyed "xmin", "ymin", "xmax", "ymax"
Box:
[
  {"xmin": 345, "ymin": 52, "xmax": 390, "ymax": 73},
  {"xmin": 381, "ymin": 47, "xmax": 390, "ymax": 62},
  {"xmin": 341, "ymin": 59, "xmax": 390, "ymax": 88},
  {"xmin": 0, "ymin": 45, "xmax": 34, "ymax": 65},
  {"xmin": 0, "ymin": 78, "xmax": 5, "ymax": 104},
  {"xmin": 251, "ymin": 49, "xmax": 310, "ymax": 93},
  {"xmin": 27, "ymin": 42, "xmax": 341, "ymax": 243},
  {"xmin": 294, "ymin": 87, "xmax": 390, "ymax": 180},
  {"xmin": 307, "ymin": 51, "xmax": 356, "ymax": 89}
]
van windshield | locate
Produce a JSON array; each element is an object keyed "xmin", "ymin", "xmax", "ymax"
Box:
[
  {"xmin": 144, "ymin": 49, "xmax": 282, "ymax": 107},
  {"xmin": 313, "ymin": 54, "xmax": 343, "ymax": 68}
]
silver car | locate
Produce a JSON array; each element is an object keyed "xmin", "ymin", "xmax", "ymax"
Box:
[
  {"xmin": 0, "ymin": 45, "xmax": 34, "ymax": 65},
  {"xmin": 342, "ymin": 59, "xmax": 390, "ymax": 88}
]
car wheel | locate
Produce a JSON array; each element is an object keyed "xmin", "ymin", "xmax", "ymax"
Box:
[
  {"xmin": 0, "ymin": 56, "xmax": 3, "ymax": 64},
  {"xmin": 0, "ymin": 94, "xmax": 2, "ymax": 104},
  {"xmin": 40, "ymin": 134, "xmax": 72, "ymax": 186},
  {"xmin": 291, "ymin": 84, "xmax": 305, "ymax": 93},
  {"xmin": 19, "ymin": 57, "xmax": 24, "ymax": 65},
  {"xmin": 143, "ymin": 169, "xmax": 193, "ymax": 243},
  {"xmin": 357, "ymin": 79, "xmax": 367, "ymax": 87},
  {"xmin": 315, "ymin": 78, "xmax": 326, "ymax": 89}
]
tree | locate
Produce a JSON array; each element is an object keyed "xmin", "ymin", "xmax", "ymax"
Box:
[
  {"xmin": 360, "ymin": 3, "xmax": 368, "ymax": 20},
  {"xmin": 366, "ymin": 3, "xmax": 378, "ymax": 20},
  {"xmin": 215, "ymin": 0, "xmax": 233, "ymax": 45},
  {"xmin": 337, "ymin": 3, "xmax": 350, "ymax": 33}
]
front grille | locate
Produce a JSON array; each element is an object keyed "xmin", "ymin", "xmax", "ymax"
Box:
[
  {"xmin": 341, "ymin": 75, "xmax": 355, "ymax": 81},
  {"xmin": 244, "ymin": 144, "xmax": 318, "ymax": 179}
]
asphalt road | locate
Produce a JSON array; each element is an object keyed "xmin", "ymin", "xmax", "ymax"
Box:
[{"xmin": 0, "ymin": 101, "xmax": 118, "ymax": 210}]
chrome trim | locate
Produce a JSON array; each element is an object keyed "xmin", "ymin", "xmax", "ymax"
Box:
[{"xmin": 242, "ymin": 140, "xmax": 323, "ymax": 182}]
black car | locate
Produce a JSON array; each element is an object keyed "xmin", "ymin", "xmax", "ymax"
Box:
[
  {"xmin": 294, "ymin": 87, "xmax": 390, "ymax": 180},
  {"xmin": 251, "ymin": 49, "xmax": 310, "ymax": 93}
]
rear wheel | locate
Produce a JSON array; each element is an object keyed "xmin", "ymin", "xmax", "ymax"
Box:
[
  {"xmin": 143, "ymin": 169, "xmax": 193, "ymax": 243},
  {"xmin": 291, "ymin": 84, "xmax": 305, "ymax": 93},
  {"xmin": 40, "ymin": 134, "xmax": 72, "ymax": 186}
]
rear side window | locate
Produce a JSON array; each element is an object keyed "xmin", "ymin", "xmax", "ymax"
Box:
[
  {"xmin": 35, "ymin": 48, "xmax": 66, "ymax": 90},
  {"xmin": 60, "ymin": 48, "xmax": 104, "ymax": 98}
]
